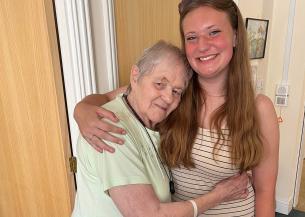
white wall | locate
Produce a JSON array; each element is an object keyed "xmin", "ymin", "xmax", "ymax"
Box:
[{"xmin": 239, "ymin": 0, "xmax": 305, "ymax": 214}]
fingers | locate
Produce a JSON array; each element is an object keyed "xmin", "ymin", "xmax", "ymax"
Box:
[
  {"xmin": 96, "ymin": 107, "xmax": 119, "ymax": 123},
  {"xmin": 74, "ymin": 101, "xmax": 126, "ymax": 153},
  {"xmin": 85, "ymin": 135, "xmax": 115, "ymax": 153},
  {"xmin": 231, "ymin": 174, "xmax": 250, "ymax": 200},
  {"xmin": 236, "ymin": 186, "xmax": 249, "ymax": 200},
  {"xmin": 91, "ymin": 136, "xmax": 115, "ymax": 153},
  {"xmin": 214, "ymin": 172, "xmax": 251, "ymax": 202},
  {"xmin": 246, "ymin": 172, "xmax": 253, "ymax": 185},
  {"xmin": 75, "ymin": 103, "xmax": 126, "ymax": 153},
  {"xmin": 237, "ymin": 174, "xmax": 249, "ymax": 191},
  {"xmin": 80, "ymin": 116, "xmax": 126, "ymax": 153},
  {"xmin": 96, "ymin": 118, "xmax": 126, "ymax": 135},
  {"xmin": 234, "ymin": 172, "xmax": 249, "ymax": 187},
  {"xmin": 225, "ymin": 188, "xmax": 249, "ymax": 201},
  {"xmin": 241, "ymin": 188, "xmax": 249, "ymax": 199},
  {"xmin": 89, "ymin": 138, "xmax": 105, "ymax": 153},
  {"xmin": 95, "ymin": 107, "xmax": 126, "ymax": 135},
  {"xmin": 83, "ymin": 125, "xmax": 125, "ymax": 153},
  {"xmin": 94, "ymin": 128, "xmax": 125, "ymax": 145}
]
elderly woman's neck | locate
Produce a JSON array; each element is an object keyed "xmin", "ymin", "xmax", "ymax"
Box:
[{"xmin": 125, "ymin": 94, "xmax": 155, "ymax": 129}]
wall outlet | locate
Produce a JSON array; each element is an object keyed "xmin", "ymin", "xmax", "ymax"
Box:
[{"xmin": 256, "ymin": 78, "xmax": 264, "ymax": 91}]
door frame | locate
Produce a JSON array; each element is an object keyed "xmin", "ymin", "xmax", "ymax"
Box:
[
  {"xmin": 54, "ymin": 0, "xmax": 118, "ymax": 155},
  {"xmin": 293, "ymin": 106, "xmax": 305, "ymax": 207}
]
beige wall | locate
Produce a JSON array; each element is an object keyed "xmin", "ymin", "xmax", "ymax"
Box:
[{"xmin": 239, "ymin": 0, "xmax": 305, "ymax": 213}]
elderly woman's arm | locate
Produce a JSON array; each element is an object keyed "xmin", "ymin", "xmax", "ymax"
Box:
[
  {"xmin": 73, "ymin": 86, "xmax": 127, "ymax": 152},
  {"xmin": 252, "ymin": 95, "xmax": 279, "ymax": 217},
  {"xmin": 109, "ymin": 173, "xmax": 249, "ymax": 217}
]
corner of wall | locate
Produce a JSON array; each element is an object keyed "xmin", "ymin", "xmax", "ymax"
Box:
[{"xmin": 276, "ymin": 196, "xmax": 293, "ymax": 215}]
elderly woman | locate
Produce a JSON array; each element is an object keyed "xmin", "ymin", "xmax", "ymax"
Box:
[{"xmin": 72, "ymin": 40, "xmax": 249, "ymax": 217}]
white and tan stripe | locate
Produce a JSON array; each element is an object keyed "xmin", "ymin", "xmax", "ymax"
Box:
[{"xmin": 172, "ymin": 128, "xmax": 255, "ymax": 217}]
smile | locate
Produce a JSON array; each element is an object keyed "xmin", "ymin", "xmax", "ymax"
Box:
[{"xmin": 199, "ymin": 54, "xmax": 217, "ymax": 62}]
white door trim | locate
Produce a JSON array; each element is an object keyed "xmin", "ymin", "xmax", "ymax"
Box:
[
  {"xmin": 293, "ymin": 107, "xmax": 305, "ymax": 207},
  {"xmin": 54, "ymin": 0, "xmax": 118, "ymax": 156},
  {"xmin": 101, "ymin": 0, "xmax": 119, "ymax": 90}
]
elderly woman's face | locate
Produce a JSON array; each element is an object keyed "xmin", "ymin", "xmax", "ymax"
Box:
[{"xmin": 130, "ymin": 56, "xmax": 188, "ymax": 128}]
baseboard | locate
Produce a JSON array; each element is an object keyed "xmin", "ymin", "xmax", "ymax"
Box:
[{"xmin": 276, "ymin": 197, "xmax": 293, "ymax": 215}]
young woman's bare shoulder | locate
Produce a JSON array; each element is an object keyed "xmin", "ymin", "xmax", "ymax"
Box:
[
  {"xmin": 255, "ymin": 94, "xmax": 277, "ymax": 124},
  {"xmin": 255, "ymin": 94, "xmax": 275, "ymax": 112}
]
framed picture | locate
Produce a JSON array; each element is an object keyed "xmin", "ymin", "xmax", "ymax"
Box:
[{"xmin": 245, "ymin": 18, "xmax": 269, "ymax": 59}]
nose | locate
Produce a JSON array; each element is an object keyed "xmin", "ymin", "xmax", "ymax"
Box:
[
  {"xmin": 161, "ymin": 88, "xmax": 174, "ymax": 104},
  {"xmin": 198, "ymin": 36, "xmax": 210, "ymax": 52}
]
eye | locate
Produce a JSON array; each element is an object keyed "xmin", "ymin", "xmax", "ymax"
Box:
[
  {"xmin": 185, "ymin": 35, "xmax": 197, "ymax": 41},
  {"xmin": 154, "ymin": 82, "xmax": 166, "ymax": 89},
  {"xmin": 172, "ymin": 89, "xmax": 183, "ymax": 97},
  {"xmin": 209, "ymin": 30, "xmax": 221, "ymax": 37}
]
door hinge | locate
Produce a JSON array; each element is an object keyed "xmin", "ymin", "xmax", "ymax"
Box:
[{"xmin": 69, "ymin": 156, "xmax": 77, "ymax": 173}]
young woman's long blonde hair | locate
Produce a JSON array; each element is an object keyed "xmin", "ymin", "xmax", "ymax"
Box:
[{"xmin": 158, "ymin": 0, "xmax": 263, "ymax": 171}]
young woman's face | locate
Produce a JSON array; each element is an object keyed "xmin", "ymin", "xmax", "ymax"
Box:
[
  {"xmin": 182, "ymin": 6, "xmax": 236, "ymax": 80},
  {"xmin": 130, "ymin": 56, "xmax": 187, "ymax": 128}
]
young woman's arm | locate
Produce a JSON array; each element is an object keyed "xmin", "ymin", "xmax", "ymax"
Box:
[
  {"xmin": 73, "ymin": 86, "xmax": 127, "ymax": 152},
  {"xmin": 253, "ymin": 94, "xmax": 279, "ymax": 217},
  {"xmin": 109, "ymin": 173, "xmax": 249, "ymax": 217}
]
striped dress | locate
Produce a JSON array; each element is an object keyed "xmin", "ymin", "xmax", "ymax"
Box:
[{"xmin": 172, "ymin": 128, "xmax": 255, "ymax": 216}]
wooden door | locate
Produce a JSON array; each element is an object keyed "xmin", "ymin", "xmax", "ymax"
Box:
[
  {"xmin": 0, "ymin": 0, "xmax": 75, "ymax": 216},
  {"xmin": 114, "ymin": 0, "xmax": 181, "ymax": 86}
]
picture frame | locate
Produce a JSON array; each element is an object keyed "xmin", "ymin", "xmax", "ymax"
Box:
[{"xmin": 245, "ymin": 18, "xmax": 269, "ymax": 59}]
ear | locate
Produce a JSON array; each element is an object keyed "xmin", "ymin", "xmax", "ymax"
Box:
[{"xmin": 130, "ymin": 65, "xmax": 140, "ymax": 88}]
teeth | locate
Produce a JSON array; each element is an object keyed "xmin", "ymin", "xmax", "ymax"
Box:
[{"xmin": 199, "ymin": 55, "xmax": 216, "ymax": 61}]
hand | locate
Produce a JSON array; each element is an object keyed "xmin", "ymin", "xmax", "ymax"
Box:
[
  {"xmin": 74, "ymin": 101, "xmax": 126, "ymax": 153},
  {"xmin": 212, "ymin": 172, "xmax": 249, "ymax": 202}
]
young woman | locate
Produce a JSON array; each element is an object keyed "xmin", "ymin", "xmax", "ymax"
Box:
[{"xmin": 74, "ymin": 1, "xmax": 279, "ymax": 216}]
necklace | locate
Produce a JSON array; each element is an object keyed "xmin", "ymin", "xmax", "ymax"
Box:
[{"xmin": 122, "ymin": 94, "xmax": 175, "ymax": 194}]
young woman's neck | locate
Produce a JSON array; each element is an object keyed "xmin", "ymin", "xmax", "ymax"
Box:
[{"xmin": 198, "ymin": 77, "xmax": 227, "ymax": 97}]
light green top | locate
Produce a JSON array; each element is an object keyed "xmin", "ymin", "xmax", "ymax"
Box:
[{"xmin": 72, "ymin": 95, "xmax": 171, "ymax": 217}]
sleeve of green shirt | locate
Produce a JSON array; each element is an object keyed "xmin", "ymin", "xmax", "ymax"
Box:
[{"xmin": 97, "ymin": 133, "xmax": 151, "ymax": 193}]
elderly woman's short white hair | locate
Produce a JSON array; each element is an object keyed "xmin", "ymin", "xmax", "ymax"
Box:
[{"xmin": 135, "ymin": 40, "xmax": 193, "ymax": 80}]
